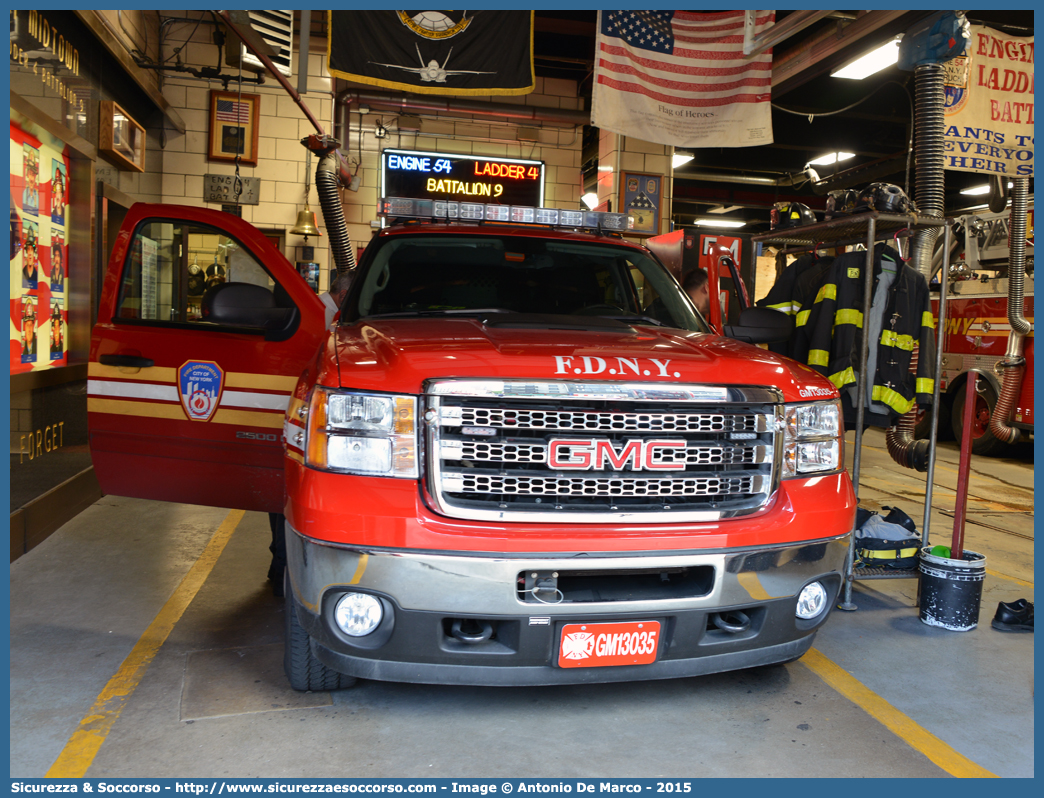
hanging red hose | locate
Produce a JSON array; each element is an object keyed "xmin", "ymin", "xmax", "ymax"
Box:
[
  {"xmin": 989, "ymin": 362, "xmax": 1025, "ymax": 445},
  {"xmin": 987, "ymin": 176, "xmax": 1031, "ymax": 445},
  {"xmin": 951, "ymin": 372, "xmax": 981, "ymax": 560}
]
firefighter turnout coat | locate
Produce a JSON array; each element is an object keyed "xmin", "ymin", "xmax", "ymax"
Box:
[
  {"xmin": 791, "ymin": 245, "xmax": 935, "ymax": 422},
  {"xmin": 757, "ymin": 253, "xmax": 834, "ymax": 359}
]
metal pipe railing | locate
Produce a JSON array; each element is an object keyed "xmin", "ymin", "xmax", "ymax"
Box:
[{"xmin": 838, "ymin": 216, "xmax": 878, "ymax": 611}]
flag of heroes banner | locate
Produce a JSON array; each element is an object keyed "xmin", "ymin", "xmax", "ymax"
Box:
[
  {"xmin": 327, "ymin": 11, "xmax": 534, "ymax": 96},
  {"xmin": 592, "ymin": 10, "xmax": 775, "ymax": 149}
]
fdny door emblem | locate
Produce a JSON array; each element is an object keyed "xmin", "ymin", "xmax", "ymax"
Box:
[
  {"xmin": 548, "ymin": 438, "xmax": 686, "ymax": 471},
  {"xmin": 177, "ymin": 360, "xmax": 224, "ymax": 422}
]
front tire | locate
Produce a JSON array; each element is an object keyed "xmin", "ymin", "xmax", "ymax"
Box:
[
  {"xmin": 951, "ymin": 379, "xmax": 1010, "ymax": 457},
  {"xmin": 283, "ymin": 569, "xmax": 357, "ymax": 692}
]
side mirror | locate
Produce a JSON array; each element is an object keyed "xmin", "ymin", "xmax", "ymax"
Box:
[
  {"xmin": 201, "ymin": 281, "xmax": 298, "ymax": 340},
  {"xmin": 723, "ymin": 306, "xmax": 793, "ymax": 344}
]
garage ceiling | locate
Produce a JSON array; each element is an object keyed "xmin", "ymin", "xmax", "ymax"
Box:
[{"xmin": 533, "ymin": 9, "xmax": 1034, "ymax": 233}]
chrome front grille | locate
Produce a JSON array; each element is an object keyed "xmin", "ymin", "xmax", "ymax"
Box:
[
  {"xmin": 451, "ymin": 406, "xmax": 759, "ymax": 434},
  {"xmin": 426, "ymin": 380, "xmax": 781, "ymax": 524},
  {"xmin": 444, "ymin": 473, "xmax": 761, "ymax": 498},
  {"xmin": 448, "ymin": 440, "xmax": 766, "ymax": 467}
]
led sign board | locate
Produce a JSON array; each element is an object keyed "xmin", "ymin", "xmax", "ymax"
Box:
[{"xmin": 381, "ymin": 149, "xmax": 545, "ymax": 207}]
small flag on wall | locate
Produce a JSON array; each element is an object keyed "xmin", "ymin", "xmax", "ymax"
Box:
[
  {"xmin": 328, "ymin": 11, "xmax": 534, "ymax": 96},
  {"xmin": 215, "ymin": 99, "xmax": 251, "ymax": 124},
  {"xmin": 592, "ymin": 10, "xmax": 775, "ymax": 149}
]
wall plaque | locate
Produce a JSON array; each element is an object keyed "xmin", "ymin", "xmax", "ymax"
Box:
[{"xmin": 204, "ymin": 174, "xmax": 260, "ymax": 205}]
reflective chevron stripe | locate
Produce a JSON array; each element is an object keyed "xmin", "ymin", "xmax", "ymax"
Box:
[
  {"xmin": 871, "ymin": 384, "xmax": 915, "ymax": 415},
  {"xmin": 880, "ymin": 330, "xmax": 915, "ymax": 351},
  {"xmin": 829, "ymin": 367, "xmax": 856, "ymax": 389},
  {"xmin": 815, "ymin": 283, "xmax": 836, "ymax": 303},
  {"xmin": 807, "ymin": 349, "xmax": 830, "ymax": 367}
]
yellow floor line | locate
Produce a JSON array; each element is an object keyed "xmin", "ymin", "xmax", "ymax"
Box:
[
  {"xmin": 46, "ymin": 509, "xmax": 245, "ymax": 779},
  {"xmin": 986, "ymin": 568, "xmax": 1034, "ymax": 588},
  {"xmin": 859, "ymin": 441, "xmax": 1033, "ymax": 495},
  {"xmin": 802, "ymin": 648, "xmax": 998, "ymax": 778}
]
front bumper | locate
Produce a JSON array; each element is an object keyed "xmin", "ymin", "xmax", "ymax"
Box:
[{"xmin": 286, "ymin": 525, "xmax": 849, "ymax": 686}]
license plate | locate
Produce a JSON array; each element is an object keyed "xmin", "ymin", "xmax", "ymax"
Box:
[{"xmin": 557, "ymin": 620, "xmax": 661, "ymax": 668}]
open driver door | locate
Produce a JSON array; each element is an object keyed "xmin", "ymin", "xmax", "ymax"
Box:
[{"xmin": 88, "ymin": 204, "xmax": 326, "ymax": 514}]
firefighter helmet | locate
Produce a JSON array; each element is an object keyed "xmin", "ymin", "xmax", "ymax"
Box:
[
  {"xmin": 855, "ymin": 183, "xmax": 914, "ymax": 214},
  {"xmin": 825, "ymin": 188, "xmax": 860, "ymax": 220},
  {"xmin": 770, "ymin": 201, "xmax": 816, "ymax": 230}
]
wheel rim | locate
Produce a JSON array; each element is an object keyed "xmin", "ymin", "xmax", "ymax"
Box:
[{"xmin": 971, "ymin": 394, "xmax": 992, "ymax": 439}]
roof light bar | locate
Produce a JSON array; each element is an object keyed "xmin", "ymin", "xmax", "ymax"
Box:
[{"xmin": 378, "ymin": 197, "xmax": 634, "ymax": 233}]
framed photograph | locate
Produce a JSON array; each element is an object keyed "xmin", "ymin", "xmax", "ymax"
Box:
[
  {"xmin": 619, "ymin": 171, "xmax": 663, "ymax": 237},
  {"xmin": 296, "ymin": 261, "xmax": 320, "ymax": 294},
  {"xmin": 208, "ymin": 90, "xmax": 260, "ymax": 166},
  {"xmin": 99, "ymin": 101, "xmax": 145, "ymax": 172}
]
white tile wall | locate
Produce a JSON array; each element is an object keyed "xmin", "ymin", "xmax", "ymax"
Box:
[{"xmin": 144, "ymin": 13, "xmax": 608, "ymax": 288}]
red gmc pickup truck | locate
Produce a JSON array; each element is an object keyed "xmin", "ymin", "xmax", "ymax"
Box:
[{"xmin": 89, "ymin": 197, "xmax": 854, "ymax": 690}]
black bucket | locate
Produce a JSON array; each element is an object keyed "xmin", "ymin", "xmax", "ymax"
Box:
[{"xmin": 918, "ymin": 547, "xmax": 986, "ymax": 631}]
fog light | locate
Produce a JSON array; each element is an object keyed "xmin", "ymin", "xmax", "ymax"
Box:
[
  {"xmin": 334, "ymin": 592, "xmax": 383, "ymax": 636},
  {"xmin": 796, "ymin": 581, "xmax": 828, "ymax": 619}
]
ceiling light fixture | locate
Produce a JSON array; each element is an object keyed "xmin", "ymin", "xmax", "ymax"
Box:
[
  {"xmin": 581, "ymin": 192, "xmax": 600, "ymax": 210},
  {"xmin": 808, "ymin": 152, "xmax": 856, "ymax": 166},
  {"xmin": 673, "ymin": 151, "xmax": 694, "ymax": 168},
  {"xmin": 960, "ymin": 182, "xmax": 1013, "ymax": 196},
  {"xmin": 694, "ymin": 218, "xmax": 745, "ymax": 228},
  {"xmin": 831, "ymin": 36, "xmax": 901, "ymax": 80}
]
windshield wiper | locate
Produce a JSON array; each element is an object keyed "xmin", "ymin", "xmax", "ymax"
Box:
[
  {"xmin": 597, "ymin": 314, "xmax": 667, "ymax": 327},
  {"xmin": 363, "ymin": 308, "xmax": 513, "ymax": 319}
]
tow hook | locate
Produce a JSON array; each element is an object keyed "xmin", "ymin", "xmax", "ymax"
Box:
[
  {"xmin": 710, "ymin": 610, "xmax": 751, "ymax": 634},
  {"xmin": 450, "ymin": 618, "xmax": 494, "ymax": 644}
]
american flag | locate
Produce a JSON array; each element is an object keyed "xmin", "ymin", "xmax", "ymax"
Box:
[
  {"xmin": 628, "ymin": 192, "xmax": 657, "ymax": 210},
  {"xmin": 216, "ymin": 99, "xmax": 250, "ymax": 124},
  {"xmin": 592, "ymin": 10, "xmax": 774, "ymax": 148}
]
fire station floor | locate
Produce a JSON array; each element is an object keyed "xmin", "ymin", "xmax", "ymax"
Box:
[{"xmin": 9, "ymin": 429, "xmax": 1034, "ymax": 780}]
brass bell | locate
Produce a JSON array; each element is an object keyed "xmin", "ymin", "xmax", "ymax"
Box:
[{"xmin": 290, "ymin": 206, "xmax": 321, "ymax": 238}]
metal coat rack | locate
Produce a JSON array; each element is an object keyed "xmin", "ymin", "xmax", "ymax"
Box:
[{"xmin": 752, "ymin": 211, "xmax": 953, "ymax": 609}]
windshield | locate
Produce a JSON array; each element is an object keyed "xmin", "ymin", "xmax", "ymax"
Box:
[{"xmin": 345, "ymin": 234, "xmax": 708, "ymax": 332}]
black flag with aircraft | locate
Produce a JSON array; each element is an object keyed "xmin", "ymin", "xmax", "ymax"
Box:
[{"xmin": 327, "ymin": 11, "xmax": 534, "ymax": 95}]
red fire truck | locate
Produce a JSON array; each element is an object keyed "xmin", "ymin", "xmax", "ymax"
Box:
[
  {"xmin": 931, "ymin": 207, "xmax": 1034, "ymax": 455},
  {"xmin": 89, "ymin": 198, "xmax": 854, "ymax": 690}
]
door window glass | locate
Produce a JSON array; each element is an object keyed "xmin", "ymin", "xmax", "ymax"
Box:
[{"xmin": 116, "ymin": 219, "xmax": 290, "ymax": 326}]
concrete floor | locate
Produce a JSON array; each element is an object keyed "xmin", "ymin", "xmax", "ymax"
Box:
[{"xmin": 9, "ymin": 429, "xmax": 1034, "ymax": 778}]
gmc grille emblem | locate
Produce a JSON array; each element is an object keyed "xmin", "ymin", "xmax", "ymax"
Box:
[{"xmin": 548, "ymin": 438, "xmax": 686, "ymax": 471}]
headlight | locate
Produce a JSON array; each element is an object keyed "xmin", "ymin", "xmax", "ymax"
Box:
[
  {"xmin": 306, "ymin": 388, "xmax": 417, "ymax": 477},
  {"xmin": 782, "ymin": 399, "xmax": 842, "ymax": 478}
]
